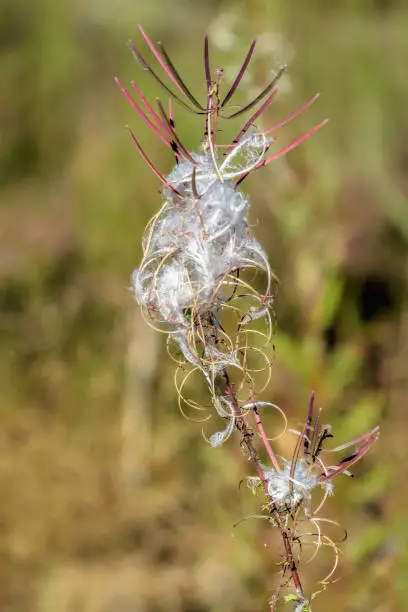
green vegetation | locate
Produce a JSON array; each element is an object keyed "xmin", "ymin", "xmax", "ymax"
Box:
[{"xmin": 1, "ymin": 0, "xmax": 406, "ymax": 609}]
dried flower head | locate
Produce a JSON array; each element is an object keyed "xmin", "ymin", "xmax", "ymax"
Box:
[
  {"xmin": 116, "ymin": 25, "xmax": 326, "ymax": 444},
  {"xmin": 248, "ymin": 392, "xmax": 379, "ymax": 517},
  {"xmin": 117, "ymin": 27, "xmax": 379, "ymax": 611}
]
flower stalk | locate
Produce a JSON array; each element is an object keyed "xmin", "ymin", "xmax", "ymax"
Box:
[{"xmin": 117, "ymin": 25, "xmax": 379, "ymax": 610}]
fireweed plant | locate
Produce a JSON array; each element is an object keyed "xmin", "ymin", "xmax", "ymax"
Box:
[{"xmin": 116, "ymin": 25, "xmax": 379, "ymax": 611}]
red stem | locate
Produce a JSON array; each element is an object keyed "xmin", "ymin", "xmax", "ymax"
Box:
[
  {"xmin": 224, "ymin": 377, "xmax": 305, "ymax": 602},
  {"xmin": 250, "ymin": 392, "xmax": 281, "ymax": 473}
]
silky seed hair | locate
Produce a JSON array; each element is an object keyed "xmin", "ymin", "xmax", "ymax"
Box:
[
  {"xmin": 117, "ymin": 26, "xmax": 379, "ymax": 609},
  {"xmin": 116, "ymin": 25, "xmax": 326, "ymax": 445}
]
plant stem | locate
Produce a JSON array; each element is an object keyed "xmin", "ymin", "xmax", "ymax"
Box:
[{"xmin": 223, "ymin": 373, "xmax": 305, "ymax": 603}]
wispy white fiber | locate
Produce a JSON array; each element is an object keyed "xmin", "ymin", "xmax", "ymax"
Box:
[
  {"xmin": 247, "ymin": 458, "xmax": 334, "ymax": 512},
  {"xmin": 133, "ymin": 135, "xmax": 274, "ymax": 442}
]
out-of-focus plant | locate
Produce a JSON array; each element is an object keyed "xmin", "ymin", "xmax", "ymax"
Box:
[{"xmin": 116, "ymin": 25, "xmax": 379, "ymax": 610}]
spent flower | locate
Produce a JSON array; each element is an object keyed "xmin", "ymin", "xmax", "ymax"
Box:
[
  {"xmin": 116, "ymin": 25, "xmax": 325, "ymax": 443},
  {"xmin": 117, "ymin": 25, "xmax": 379, "ymax": 611}
]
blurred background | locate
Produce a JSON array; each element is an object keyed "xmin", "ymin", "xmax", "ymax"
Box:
[{"xmin": 1, "ymin": 0, "xmax": 407, "ymax": 610}]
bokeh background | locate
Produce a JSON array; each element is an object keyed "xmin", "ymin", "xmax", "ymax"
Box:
[{"xmin": 1, "ymin": 0, "xmax": 407, "ymax": 610}]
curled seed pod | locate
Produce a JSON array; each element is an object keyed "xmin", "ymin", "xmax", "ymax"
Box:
[{"xmin": 117, "ymin": 27, "xmax": 325, "ymax": 437}]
